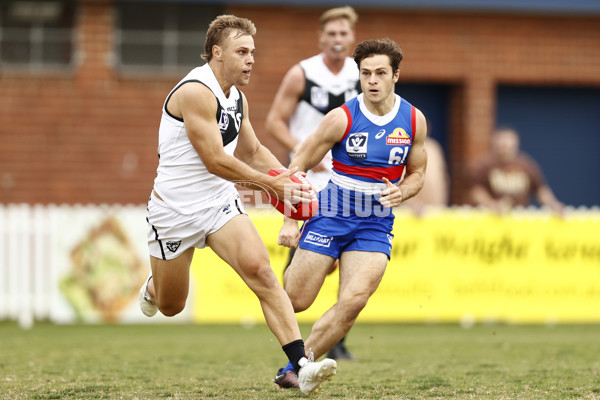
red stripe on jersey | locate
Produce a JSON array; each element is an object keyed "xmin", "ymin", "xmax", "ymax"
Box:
[
  {"xmin": 340, "ymin": 104, "xmax": 353, "ymax": 142},
  {"xmin": 411, "ymin": 106, "xmax": 416, "ymax": 142},
  {"xmin": 333, "ymin": 159, "xmax": 405, "ymax": 181}
]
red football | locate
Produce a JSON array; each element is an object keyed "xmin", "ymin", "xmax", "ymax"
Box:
[{"xmin": 267, "ymin": 168, "xmax": 319, "ymax": 220}]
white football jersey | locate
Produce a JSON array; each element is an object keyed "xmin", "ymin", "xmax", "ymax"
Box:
[
  {"xmin": 152, "ymin": 64, "xmax": 243, "ymax": 214},
  {"xmin": 289, "ymin": 54, "xmax": 360, "ymax": 191}
]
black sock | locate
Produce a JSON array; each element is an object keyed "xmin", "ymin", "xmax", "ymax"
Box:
[{"xmin": 282, "ymin": 339, "xmax": 306, "ymax": 375}]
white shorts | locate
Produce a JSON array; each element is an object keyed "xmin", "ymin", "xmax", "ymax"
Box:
[{"xmin": 146, "ymin": 190, "xmax": 246, "ymax": 260}]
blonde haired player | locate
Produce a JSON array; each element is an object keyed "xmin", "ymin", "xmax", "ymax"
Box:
[{"xmin": 140, "ymin": 15, "xmax": 336, "ymax": 396}]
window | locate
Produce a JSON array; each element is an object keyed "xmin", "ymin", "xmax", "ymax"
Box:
[
  {"xmin": 116, "ymin": 2, "xmax": 223, "ymax": 74},
  {"xmin": 0, "ymin": 1, "xmax": 75, "ymax": 70}
]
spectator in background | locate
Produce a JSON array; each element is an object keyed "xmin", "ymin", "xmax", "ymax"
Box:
[
  {"xmin": 265, "ymin": 6, "xmax": 360, "ymax": 367},
  {"xmin": 468, "ymin": 127, "xmax": 564, "ymax": 214}
]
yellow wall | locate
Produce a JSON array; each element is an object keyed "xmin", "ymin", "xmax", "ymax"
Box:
[{"xmin": 191, "ymin": 209, "xmax": 600, "ymax": 324}]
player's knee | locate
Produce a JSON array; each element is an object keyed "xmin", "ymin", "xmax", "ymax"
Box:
[
  {"xmin": 157, "ymin": 299, "xmax": 186, "ymax": 317},
  {"xmin": 287, "ymin": 291, "xmax": 313, "ymax": 312},
  {"xmin": 244, "ymin": 260, "xmax": 279, "ymax": 292},
  {"xmin": 292, "ymin": 301, "xmax": 309, "ymax": 313},
  {"xmin": 338, "ymin": 295, "xmax": 369, "ymax": 320}
]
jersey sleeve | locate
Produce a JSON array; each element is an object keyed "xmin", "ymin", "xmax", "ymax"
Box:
[{"xmin": 339, "ymin": 104, "xmax": 353, "ymax": 142}]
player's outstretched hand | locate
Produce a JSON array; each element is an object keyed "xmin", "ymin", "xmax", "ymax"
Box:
[{"xmin": 278, "ymin": 217, "xmax": 301, "ymax": 248}]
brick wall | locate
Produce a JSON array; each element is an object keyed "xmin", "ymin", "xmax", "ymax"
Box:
[{"xmin": 1, "ymin": 2, "xmax": 599, "ymax": 205}]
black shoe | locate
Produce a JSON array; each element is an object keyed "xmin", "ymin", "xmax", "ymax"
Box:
[
  {"xmin": 327, "ymin": 340, "xmax": 356, "ymax": 360},
  {"xmin": 274, "ymin": 368, "xmax": 299, "ymax": 389}
]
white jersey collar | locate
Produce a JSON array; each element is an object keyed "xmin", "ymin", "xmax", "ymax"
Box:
[{"xmin": 357, "ymin": 93, "xmax": 401, "ymax": 126}]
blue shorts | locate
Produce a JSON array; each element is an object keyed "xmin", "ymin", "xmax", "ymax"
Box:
[{"xmin": 297, "ymin": 183, "xmax": 395, "ymax": 259}]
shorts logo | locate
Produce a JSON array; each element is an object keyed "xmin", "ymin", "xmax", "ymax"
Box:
[
  {"xmin": 166, "ymin": 240, "xmax": 182, "ymax": 253},
  {"xmin": 346, "ymin": 132, "xmax": 368, "ymax": 159},
  {"xmin": 304, "ymin": 231, "xmax": 333, "ymax": 248},
  {"xmin": 386, "ymin": 128, "xmax": 411, "ymax": 145},
  {"xmin": 222, "ymin": 204, "xmax": 231, "ymax": 214}
]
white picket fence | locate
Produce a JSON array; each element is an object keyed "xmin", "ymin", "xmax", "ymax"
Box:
[
  {"xmin": 0, "ymin": 203, "xmax": 154, "ymax": 327},
  {"xmin": 0, "ymin": 204, "xmax": 56, "ymax": 328}
]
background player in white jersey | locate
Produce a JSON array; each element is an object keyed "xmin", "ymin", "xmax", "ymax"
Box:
[
  {"xmin": 265, "ymin": 6, "xmax": 360, "ymax": 369},
  {"xmin": 274, "ymin": 38, "xmax": 428, "ymax": 378},
  {"xmin": 140, "ymin": 15, "xmax": 336, "ymax": 396},
  {"xmin": 266, "ymin": 6, "xmax": 359, "ymax": 189}
]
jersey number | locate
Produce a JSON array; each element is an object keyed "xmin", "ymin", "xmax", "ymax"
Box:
[
  {"xmin": 388, "ymin": 147, "xmax": 408, "ymax": 165},
  {"xmin": 233, "ymin": 112, "xmax": 242, "ymax": 132}
]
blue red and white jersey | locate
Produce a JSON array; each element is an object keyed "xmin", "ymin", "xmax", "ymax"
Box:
[{"xmin": 331, "ymin": 93, "xmax": 416, "ymax": 194}]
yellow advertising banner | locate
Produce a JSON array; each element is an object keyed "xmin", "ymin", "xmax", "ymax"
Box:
[{"xmin": 190, "ymin": 209, "xmax": 600, "ymax": 325}]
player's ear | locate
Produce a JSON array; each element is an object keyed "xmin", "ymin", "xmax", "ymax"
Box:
[{"xmin": 213, "ymin": 45, "xmax": 223, "ymax": 61}]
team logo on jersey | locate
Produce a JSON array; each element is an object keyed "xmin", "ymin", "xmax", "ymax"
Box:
[
  {"xmin": 386, "ymin": 128, "xmax": 411, "ymax": 145},
  {"xmin": 346, "ymin": 132, "xmax": 368, "ymax": 159},
  {"xmin": 310, "ymin": 87, "xmax": 329, "ymax": 109},
  {"xmin": 218, "ymin": 110, "xmax": 229, "ymax": 135},
  {"xmin": 375, "ymin": 129, "xmax": 386, "ymax": 139},
  {"xmin": 166, "ymin": 240, "xmax": 182, "ymax": 253},
  {"xmin": 304, "ymin": 231, "xmax": 333, "ymax": 248}
]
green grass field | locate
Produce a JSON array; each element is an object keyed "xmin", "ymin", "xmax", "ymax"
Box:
[{"xmin": 2, "ymin": 322, "xmax": 599, "ymax": 399}]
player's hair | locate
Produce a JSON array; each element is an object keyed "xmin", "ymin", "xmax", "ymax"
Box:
[
  {"xmin": 353, "ymin": 38, "xmax": 403, "ymax": 72},
  {"xmin": 202, "ymin": 15, "xmax": 256, "ymax": 62},
  {"xmin": 319, "ymin": 6, "xmax": 358, "ymax": 31}
]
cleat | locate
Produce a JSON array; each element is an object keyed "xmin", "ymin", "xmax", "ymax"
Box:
[
  {"xmin": 297, "ymin": 350, "xmax": 337, "ymax": 396},
  {"xmin": 138, "ymin": 275, "xmax": 157, "ymax": 317},
  {"xmin": 274, "ymin": 368, "xmax": 299, "ymax": 389},
  {"xmin": 327, "ymin": 340, "xmax": 356, "ymax": 361}
]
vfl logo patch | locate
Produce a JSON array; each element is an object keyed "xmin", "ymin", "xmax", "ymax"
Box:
[
  {"xmin": 218, "ymin": 110, "xmax": 229, "ymax": 134},
  {"xmin": 346, "ymin": 132, "xmax": 368, "ymax": 159},
  {"xmin": 166, "ymin": 240, "xmax": 182, "ymax": 253},
  {"xmin": 386, "ymin": 128, "xmax": 411, "ymax": 145},
  {"xmin": 304, "ymin": 231, "xmax": 333, "ymax": 248},
  {"xmin": 310, "ymin": 87, "xmax": 329, "ymax": 109}
]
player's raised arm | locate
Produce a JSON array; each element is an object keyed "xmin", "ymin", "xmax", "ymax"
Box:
[{"xmin": 265, "ymin": 65, "xmax": 306, "ymax": 153}]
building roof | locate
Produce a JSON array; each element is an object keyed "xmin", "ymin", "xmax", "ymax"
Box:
[{"xmin": 103, "ymin": 0, "xmax": 600, "ymax": 16}]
